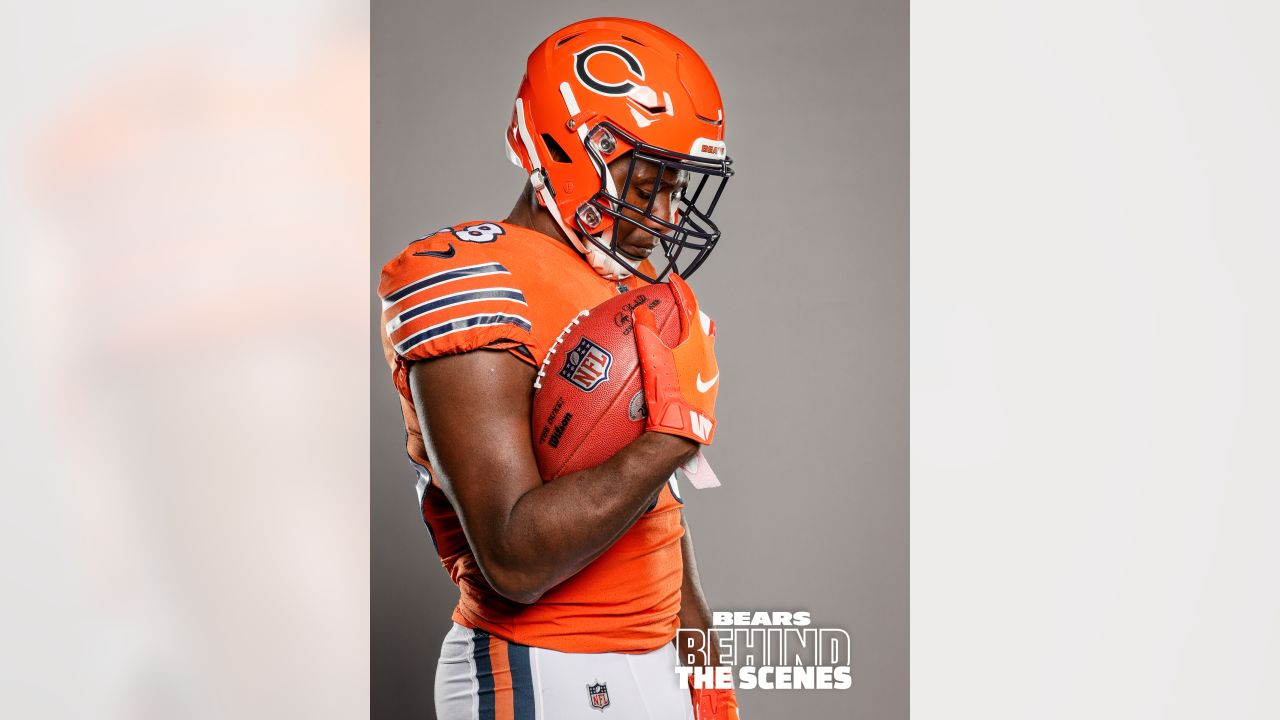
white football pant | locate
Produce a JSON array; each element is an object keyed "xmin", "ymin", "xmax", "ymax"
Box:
[{"xmin": 435, "ymin": 623, "xmax": 695, "ymax": 719}]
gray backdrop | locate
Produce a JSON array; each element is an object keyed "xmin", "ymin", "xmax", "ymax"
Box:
[{"xmin": 371, "ymin": 1, "xmax": 907, "ymax": 716}]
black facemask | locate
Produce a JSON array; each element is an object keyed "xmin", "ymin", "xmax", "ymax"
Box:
[{"xmin": 576, "ymin": 123, "xmax": 733, "ymax": 283}]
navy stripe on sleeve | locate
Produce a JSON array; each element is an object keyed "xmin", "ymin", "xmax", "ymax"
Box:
[
  {"xmin": 383, "ymin": 262, "xmax": 510, "ymax": 305},
  {"xmin": 395, "ymin": 312, "xmax": 532, "ymax": 355}
]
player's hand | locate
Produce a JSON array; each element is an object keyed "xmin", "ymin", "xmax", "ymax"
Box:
[
  {"xmin": 632, "ymin": 273, "xmax": 718, "ymax": 444},
  {"xmin": 691, "ymin": 686, "xmax": 740, "ymax": 720}
]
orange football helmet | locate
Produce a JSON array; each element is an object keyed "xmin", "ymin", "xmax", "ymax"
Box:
[{"xmin": 506, "ymin": 17, "xmax": 733, "ymax": 282}]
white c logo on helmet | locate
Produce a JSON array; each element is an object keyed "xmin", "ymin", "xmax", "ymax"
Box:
[{"xmin": 573, "ymin": 44, "xmax": 645, "ymax": 96}]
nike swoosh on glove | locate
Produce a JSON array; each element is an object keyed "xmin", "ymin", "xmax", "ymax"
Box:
[{"xmin": 633, "ymin": 273, "xmax": 719, "ymax": 444}]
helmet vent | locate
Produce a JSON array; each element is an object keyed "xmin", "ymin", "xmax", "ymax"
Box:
[
  {"xmin": 555, "ymin": 32, "xmax": 584, "ymax": 48},
  {"xmin": 541, "ymin": 133, "xmax": 572, "ymax": 163},
  {"xmin": 631, "ymin": 100, "xmax": 667, "ymax": 114},
  {"xmin": 620, "ymin": 35, "xmax": 647, "ymax": 46}
]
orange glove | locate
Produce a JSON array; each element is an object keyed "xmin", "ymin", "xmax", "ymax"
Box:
[
  {"xmin": 633, "ymin": 274, "xmax": 719, "ymax": 444},
  {"xmin": 690, "ymin": 685, "xmax": 740, "ymax": 720}
]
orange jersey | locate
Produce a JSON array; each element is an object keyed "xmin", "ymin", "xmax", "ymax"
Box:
[{"xmin": 378, "ymin": 220, "xmax": 685, "ymax": 654}]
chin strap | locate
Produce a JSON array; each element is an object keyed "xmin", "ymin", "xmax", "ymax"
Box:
[
  {"xmin": 580, "ymin": 226, "xmax": 633, "ymax": 280},
  {"xmin": 514, "ymin": 96, "xmax": 622, "ymax": 279},
  {"xmin": 557, "ymin": 80, "xmax": 637, "ymax": 282},
  {"xmin": 530, "ymin": 167, "xmax": 633, "ymax": 281},
  {"xmin": 513, "ymin": 90, "xmax": 636, "ymax": 282}
]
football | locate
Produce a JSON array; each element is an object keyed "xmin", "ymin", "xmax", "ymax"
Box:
[{"xmin": 531, "ymin": 284, "xmax": 681, "ymax": 481}]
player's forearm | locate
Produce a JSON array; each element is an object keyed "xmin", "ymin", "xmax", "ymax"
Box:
[
  {"xmin": 677, "ymin": 518, "xmax": 724, "ymax": 667},
  {"xmin": 486, "ymin": 432, "xmax": 696, "ymax": 602},
  {"xmin": 677, "ymin": 583, "xmax": 715, "ymax": 648},
  {"xmin": 677, "ymin": 605, "xmax": 724, "ymax": 668}
]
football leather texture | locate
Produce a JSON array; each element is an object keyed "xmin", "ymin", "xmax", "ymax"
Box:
[{"xmin": 532, "ymin": 284, "xmax": 680, "ymax": 481}]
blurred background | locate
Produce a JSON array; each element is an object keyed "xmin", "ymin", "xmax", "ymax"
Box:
[
  {"xmin": 371, "ymin": 1, "xmax": 907, "ymax": 718},
  {"xmin": 3, "ymin": 1, "xmax": 369, "ymax": 717}
]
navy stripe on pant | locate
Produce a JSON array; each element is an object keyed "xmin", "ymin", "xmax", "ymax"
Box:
[
  {"xmin": 471, "ymin": 629, "xmax": 496, "ymax": 720},
  {"xmin": 508, "ymin": 642, "xmax": 535, "ymax": 719}
]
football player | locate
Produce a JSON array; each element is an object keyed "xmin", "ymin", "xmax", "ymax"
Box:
[{"xmin": 378, "ymin": 18, "xmax": 738, "ymax": 719}]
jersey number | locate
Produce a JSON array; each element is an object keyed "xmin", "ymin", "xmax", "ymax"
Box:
[{"xmin": 453, "ymin": 223, "xmax": 504, "ymax": 243}]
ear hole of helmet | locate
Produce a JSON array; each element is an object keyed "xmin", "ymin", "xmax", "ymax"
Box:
[{"xmin": 541, "ymin": 133, "xmax": 571, "ymax": 163}]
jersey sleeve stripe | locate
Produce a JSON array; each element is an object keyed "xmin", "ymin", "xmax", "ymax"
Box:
[
  {"xmin": 381, "ymin": 262, "xmax": 511, "ymax": 307},
  {"xmin": 395, "ymin": 312, "xmax": 534, "ymax": 355},
  {"xmin": 386, "ymin": 287, "xmax": 528, "ymax": 334}
]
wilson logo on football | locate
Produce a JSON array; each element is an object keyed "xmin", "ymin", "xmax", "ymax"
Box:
[{"xmin": 560, "ymin": 337, "xmax": 613, "ymax": 392}]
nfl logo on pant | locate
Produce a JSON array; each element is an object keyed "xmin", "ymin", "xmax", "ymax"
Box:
[{"xmin": 587, "ymin": 681, "xmax": 610, "ymax": 711}]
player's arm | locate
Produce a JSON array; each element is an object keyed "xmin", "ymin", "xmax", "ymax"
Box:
[
  {"xmin": 678, "ymin": 514, "xmax": 741, "ymax": 719},
  {"xmin": 677, "ymin": 513, "xmax": 722, "ymax": 663},
  {"xmin": 410, "ymin": 350, "xmax": 696, "ymax": 604}
]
